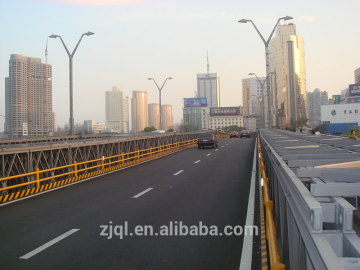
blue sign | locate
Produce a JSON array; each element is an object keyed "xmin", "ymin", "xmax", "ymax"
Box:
[
  {"xmin": 347, "ymin": 97, "xmax": 360, "ymax": 103},
  {"xmin": 184, "ymin": 97, "xmax": 207, "ymax": 107}
]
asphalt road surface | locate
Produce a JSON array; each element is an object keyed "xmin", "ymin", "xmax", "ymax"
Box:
[{"xmin": 0, "ymin": 137, "xmax": 259, "ymax": 270}]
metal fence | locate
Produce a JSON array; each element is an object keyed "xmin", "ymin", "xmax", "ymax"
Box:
[
  {"xmin": 0, "ymin": 139, "xmax": 197, "ymax": 204},
  {"xmin": 0, "ymin": 132, "xmax": 203, "ymax": 179},
  {"xmin": 260, "ymin": 129, "xmax": 360, "ymax": 270}
]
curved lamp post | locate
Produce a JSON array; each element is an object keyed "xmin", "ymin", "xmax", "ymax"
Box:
[
  {"xmin": 147, "ymin": 77, "xmax": 173, "ymax": 130},
  {"xmin": 239, "ymin": 16, "xmax": 293, "ymax": 128},
  {"xmin": 49, "ymin": 31, "xmax": 94, "ymax": 135}
]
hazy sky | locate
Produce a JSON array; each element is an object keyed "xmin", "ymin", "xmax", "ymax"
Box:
[{"xmin": 0, "ymin": 0, "xmax": 359, "ymax": 130}]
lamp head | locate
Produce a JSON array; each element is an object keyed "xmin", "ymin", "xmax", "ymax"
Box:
[
  {"xmin": 249, "ymin": 73, "xmax": 255, "ymax": 76},
  {"xmin": 282, "ymin": 16, "xmax": 293, "ymax": 21},
  {"xmin": 49, "ymin": 34, "xmax": 59, "ymax": 39},
  {"xmin": 238, "ymin": 19, "xmax": 250, "ymax": 23},
  {"xmin": 84, "ymin": 31, "xmax": 95, "ymax": 36},
  {"xmin": 167, "ymin": 77, "xmax": 173, "ymax": 80},
  {"xmin": 147, "ymin": 78, "xmax": 153, "ymax": 80}
]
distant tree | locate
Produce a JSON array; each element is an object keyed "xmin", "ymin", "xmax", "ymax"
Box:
[
  {"xmin": 143, "ymin": 126, "xmax": 156, "ymax": 132},
  {"xmin": 167, "ymin": 128, "xmax": 174, "ymax": 132},
  {"xmin": 177, "ymin": 124, "xmax": 199, "ymax": 132},
  {"xmin": 222, "ymin": 125, "xmax": 244, "ymax": 132},
  {"xmin": 296, "ymin": 117, "xmax": 308, "ymax": 128}
]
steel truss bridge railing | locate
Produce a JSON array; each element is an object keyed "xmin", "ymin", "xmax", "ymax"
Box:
[
  {"xmin": 260, "ymin": 129, "xmax": 360, "ymax": 270},
  {"xmin": 0, "ymin": 132, "xmax": 205, "ymax": 202}
]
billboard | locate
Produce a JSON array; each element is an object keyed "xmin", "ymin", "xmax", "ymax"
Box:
[
  {"xmin": 184, "ymin": 97, "xmax": 207, "ymax": 107},
  {"xmin": 349, "ymin": 84, "xmax": 360, "ymax": 97},
  {"xmin": 346, "ymin": 97, "xmax": 360, "ymax": 103},
  {"xmin": 210, "ymin": 107, "xmax": 240, "ymax": 116}
]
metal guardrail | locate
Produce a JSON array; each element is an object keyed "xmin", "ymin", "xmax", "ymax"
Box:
[
  {"xmin": 260, "ymin": 129, "xmax": 360, "ymax": 270},
  {"xmin": 0, "ymin": 139, "xmax": 197, "ymax": 204},
  {"xmin": 258, "ymin": 135, "xmax": 285, "ymax": 270},
  {"xmin": 0, "ymin": 132, "xmax": 204, "ymax": 180}
]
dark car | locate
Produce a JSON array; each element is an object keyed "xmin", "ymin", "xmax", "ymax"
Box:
[
  {"xmin": 240, "ymin": 130, "xmax": 251, "ymax": 138},
  {"xmin": 197, "ymin": 133, "xmax": 218, "ymax": 149},
  {"xmin": 230, "ymin": 131, "xmax": 239, "ymax": 138}
]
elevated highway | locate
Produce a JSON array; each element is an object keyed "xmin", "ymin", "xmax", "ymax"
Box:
[
  {"xmin": 0, "ymin": 137, "xmax": 260, "ymax": 270},
  {"xmin": 1, "ymin": 130, "xmax": 360, "ymax": 269}
]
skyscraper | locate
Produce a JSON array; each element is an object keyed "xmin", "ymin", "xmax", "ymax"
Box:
[
  {"xmin": 105, "ymin": 86, "xmax": 124, "ymax": 133},
  {"xmin": 5, "ymin": 54, "xmax": 53, "ymax": 138},
  {"xmin": 269, "ymin": 24, "xmax": 307, "ymax": 129},
  {"xmin": 53, "ymin": 112, "xmax": 58, "ymax": 134},
  {"xmin": 161, "ymin": 105, "xmax": 173, "ymax": 131},
  {"xmin": 355, "ymin": 67, "xmax": 360, "ymax": 84},
  {"xmin": 242, "ymin": 77, "xmax": 266, "ymax": 117},
  {"xmin": 148, "ymin": 103, "xmax": 160, "ymax": 130},
  {"xmin": 123, "ymin": 97, "xmax": 129, "ymax": 134},
  {"xmin": 307, "ymin": 88, "xmax": 329, "ymax": 128},
  {"xmin": 131, "ymin": 91, "xmax": 147, "ymax": 133},
  {"xmin": 197, "ymin": 54, "xmax": 219, "ymax": 108}
]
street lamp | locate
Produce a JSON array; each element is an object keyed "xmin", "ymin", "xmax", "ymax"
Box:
[
  {"xmin": 147, "ymin": 77, "xmax": 173, "ymax": 130},
  {"xmin": 239, "ymin": 16, "xmax": 293, "ymax": 128},
  {"xmin": 268, "ymin": 71, "xmax": 278, "ymax": 128},
  {"xmin": 249, "ymin": 73, "xmax": 267, "ymax": 128},
  {"xmin": 49, "ymin": 31, "xmax": 94, "ymax": 135}
]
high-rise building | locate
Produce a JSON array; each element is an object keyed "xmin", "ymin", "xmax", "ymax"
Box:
[
  {"xmin": 355, "ymin": 67, "xmax": 360, "ymax": 84},
  {"xmin": 242, "ymin": 77, "xmax": 266, "ymax": 117},
  {"xmin": 5, "ymin": 54, "xmax": 53, "ymax": 138},
  {"xmin": 182, "ymin": 98, "xmax": 209, "ymax": 131},
  {"xmin": 269, "ymin": 24, "xmax": 307, "ymax": 129},
  {"xmin": 197, "ymin": 73, "xmax": 219, "ymax": 108},
  {"xmin": 307, "ymin": 89, "xmax": 329, "ymax": 128},
  {"xmin": 148, "ymin": 103, "xmax": 160, "ymax": 130},
  {"xmin": 53, "ymin": 112, "xmax": 58, "ymax": 134},
  {"xmin": 161, "ymin": 105, "xmax": 173, "ymax": 131},
  {"xmin": 131, "ymin": 91, "xmax": 147, "ymax": 133},
  {"xmin": 123, "ymin": 97, "xmax": 129, "ymax": 134},
  {"xmin": 105, "ymin": 86, "xmax": 124, "ymax": 133},
  {"xmin": 197, "ymin": 56, "xmax": 219, "ymax": 108}
]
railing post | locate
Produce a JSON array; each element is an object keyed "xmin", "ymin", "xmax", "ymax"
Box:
[
  {"xmin": 74, "ymin": 161, "xmax": 78, "ymax": 177},
  {"xmin": 121, "ymin": 152, "xmax": 124, "ymax": 166},
  {"xmin": 35, "ymin": 168, "xmax": 40, "ymax": 190},
  {"xmin": 137, "ymin": 150, "xmax": 140, "ymax": 160},
  {"xmin": 150, "ymin": 147, "xmax": 152, "ymax": 156},
  {"xmin": 101, "ymin": 156, "xmax": 105, "ymax": 170}
]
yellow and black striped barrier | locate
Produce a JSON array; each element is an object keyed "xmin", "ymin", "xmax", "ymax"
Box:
[
  {"xmin": 215, "ymin": 134, "xmax": 230, "ymax": 139},
  {"xmin": 0, "ymin": 139, "xmax": 197, "ymax": 204},
  {"xmin": 258, "ymin": 134, "xmax": 285, "ymax": 270}
]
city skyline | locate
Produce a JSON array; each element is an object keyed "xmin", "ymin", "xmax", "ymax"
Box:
[{"xmin": 0, "ymin": 0, "xmax": 359, "ymax": 131}]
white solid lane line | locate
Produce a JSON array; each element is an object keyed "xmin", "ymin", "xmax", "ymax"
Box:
[
  {"xmin": 239, "ymin": 138, "xmax": 258, "ymax": 270},
  {"xmin": 173, "ymin": 170, "xmax": 184, "ymax": 176},
  {"xmin": 215, "ymin": 149, "xmax": 219, "ymax": 151},
  {"xmin": 194, "ymin": 160, "xmax": 201, "ymax": 164},
  {"xmin": 206, "ymin": 153, "xmax": 211, "ymax": 157},
  {"xmin": 19, "ymin": 229, "xmax": 80, "ymax": 260},
  {"xmin": 132, "ymin": 188, "xmax": 153, "ymax": 198}
]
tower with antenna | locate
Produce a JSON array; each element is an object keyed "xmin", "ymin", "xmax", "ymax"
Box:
[{"xmin": 196, "ymin": 51, "xmax": 220, "ymax": 108}]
